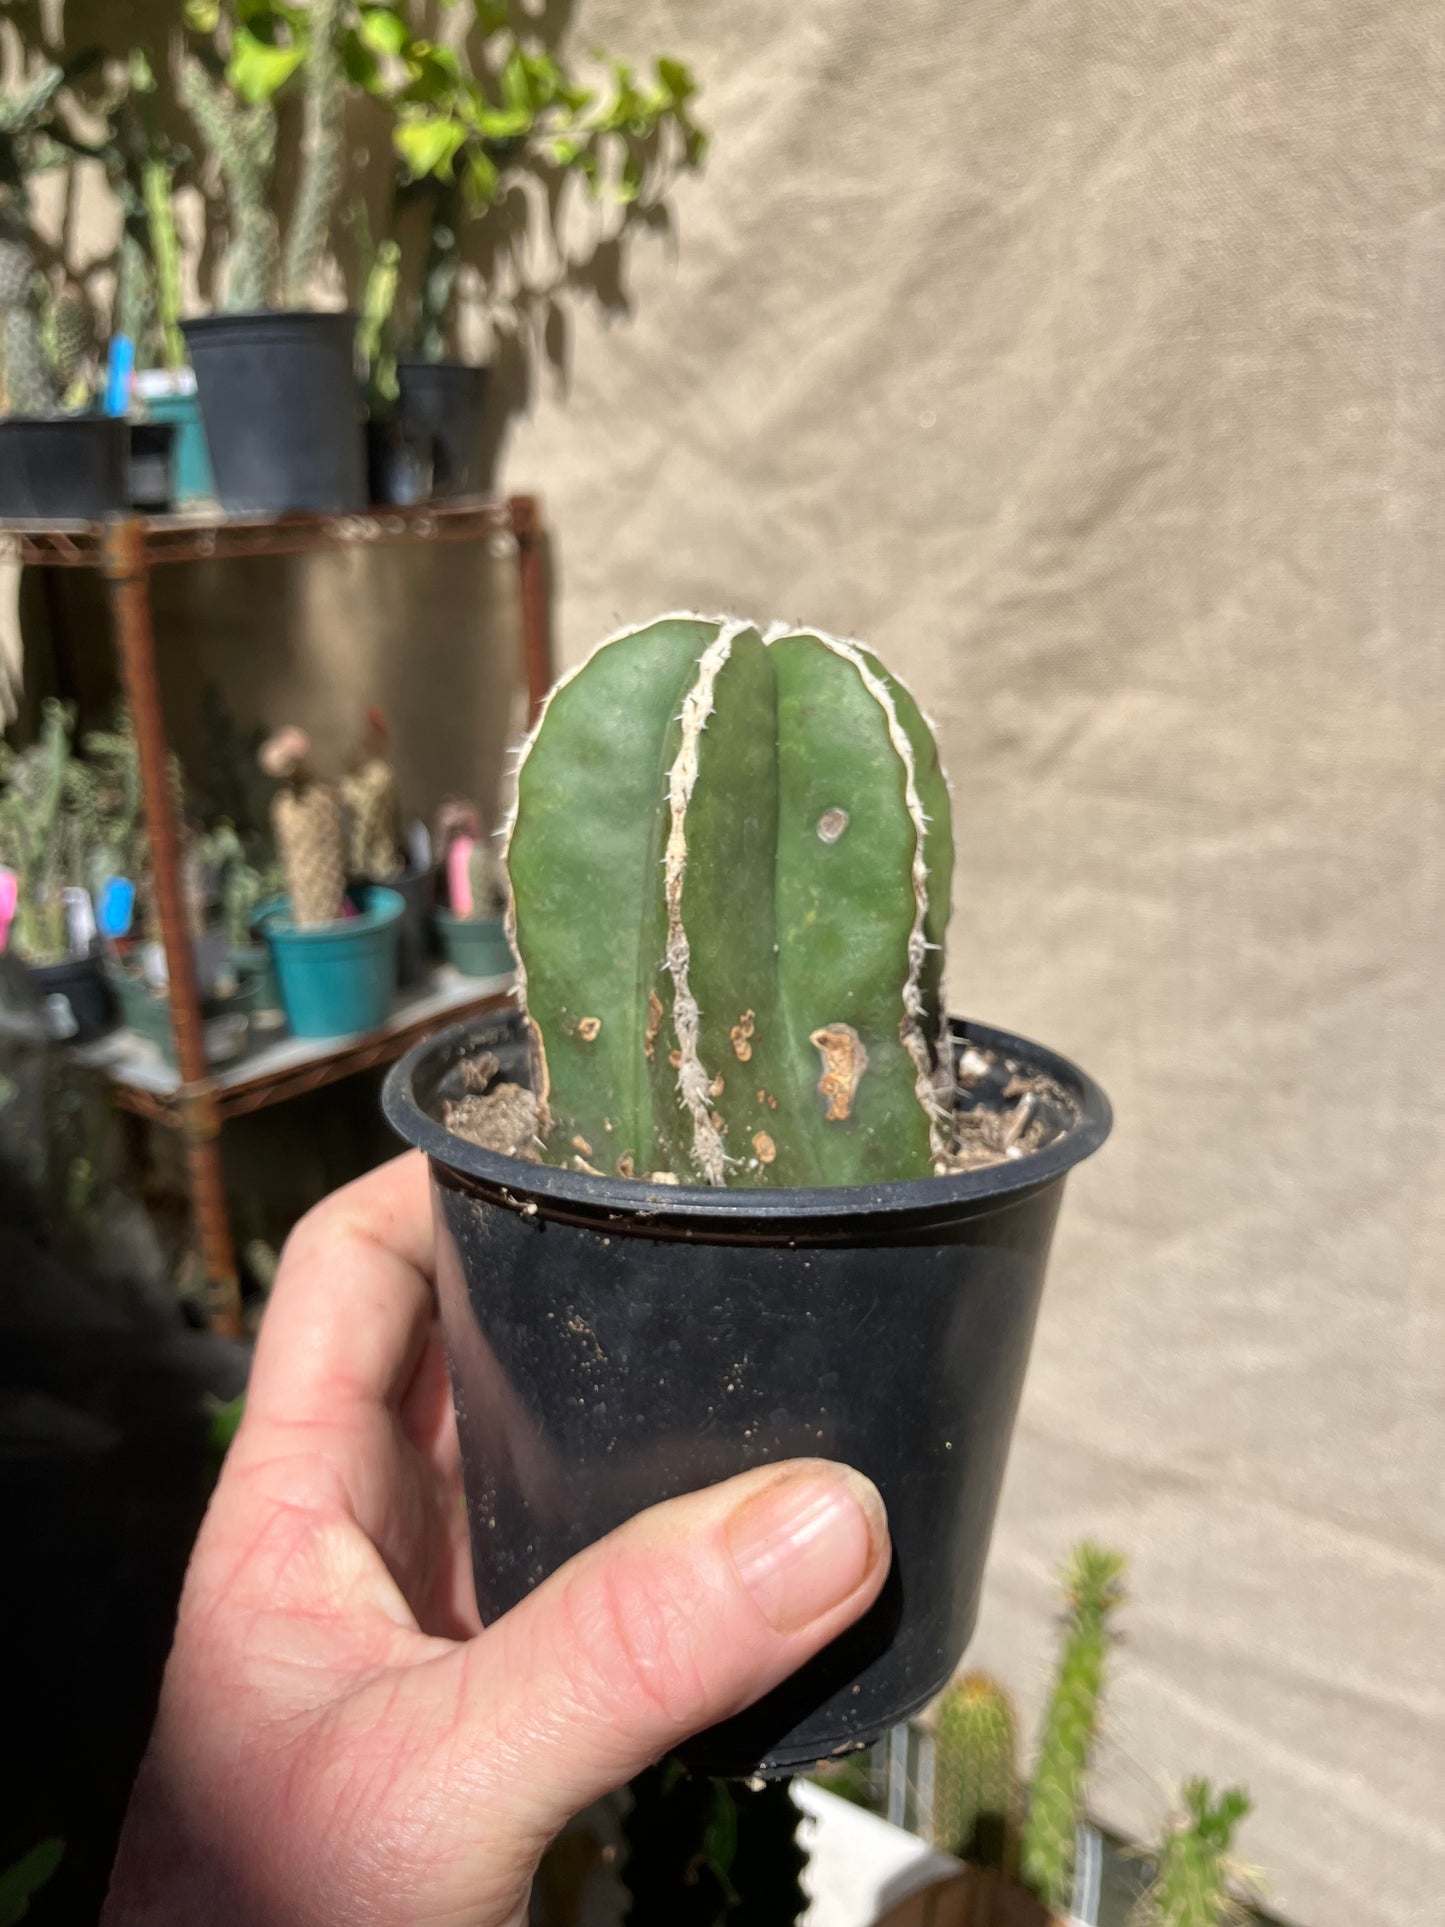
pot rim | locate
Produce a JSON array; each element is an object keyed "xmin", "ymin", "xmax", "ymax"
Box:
[{"xmin": 384, "ymin": 1012, "xmax": 1112, "ymax": 1226}]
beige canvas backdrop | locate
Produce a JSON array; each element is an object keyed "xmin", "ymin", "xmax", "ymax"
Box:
[
  {"xmin": 496, "ymin": 6, "xmax": 1445, "ymax": 1926},
  {"xmin": 7, "ymin": 3, "xmax": 1443, "ymax": 1923}
]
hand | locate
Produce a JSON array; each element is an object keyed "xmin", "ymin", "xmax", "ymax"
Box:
[{"xmin": 104, "ymin": 1153, "xmax": 890, "ymax": 1926}]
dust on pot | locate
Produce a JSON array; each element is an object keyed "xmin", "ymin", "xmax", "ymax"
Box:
[{"xmin": 385, "ymin": 1011, "xmax": 1110, "ymax": 1774}]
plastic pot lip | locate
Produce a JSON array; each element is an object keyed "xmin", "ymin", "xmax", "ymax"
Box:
[
  {"xmin": 259, "ymin": 884, "xmax": 404, "ymax": 940},
  {"xmin": 182, "ymin": 310, "xmax": 358, "ymax": 345},
  {"xmin": 384, "ymin": 1012, "xmax": 1112, "ymax": 1230},
  {"xmin": 0, "ymin": 414, "xmax": 127, "ymax": 433},
  {"xmin": 434, "ymin": 907, "xmax": 505, "ymax": 932}
]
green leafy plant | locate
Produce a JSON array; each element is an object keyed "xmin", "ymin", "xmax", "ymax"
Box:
[
  {"xmin": 355, "ymin": 10, "xmax": 707, "ymax": 361},
  {"xmin": 1134, "ymin": 1781, "xmax": 1254, "ymax": 1927},
  {"xmin": 507, "ymin": 616, "xmax": 954, "ymax": 1188},
  {"xmin": 1019, "ymin": 1543, "xmax": 1128, "ymax": 1913}
]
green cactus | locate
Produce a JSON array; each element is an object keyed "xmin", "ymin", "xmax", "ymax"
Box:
[
  {"xmin": 282, "ymin": 0, "xmax": 344, "ymax": 305},
  {"xmin": 0, "ymin": 64, "xmax": 67, "ymax": 416},
  {"xmin": 507, "ymin": 615, "xmax": 954, "ymax": 1186},
  {"xmin": 1135, "ymin": 1781, "xmax": 1252, "ymax": 1927},
  {"xmin": 0, "ymin": 700, "xmax": 86, "ymax": 965},
  {"xmin": 179, "ymin": 57, "xmax": 278, "ymax": 311},
  {"xmin": 142, "ymin": 158, "xmax": 186, "ymax": 370},
  {"xmin": 933, "ymin": 1672, "xmax": 1021, "ymax": 1871},
  {"xmin": 1019, "ymin": 1544, "xmax": 1128, "ymax": 1915}
]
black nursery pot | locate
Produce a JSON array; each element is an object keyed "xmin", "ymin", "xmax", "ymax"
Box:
[
  {"xmin": 395, "ymin": 359, "xmax": 490, "ymax": 499},
  {"xmin": 182, "ymin": 311, "xmax": 367, "ymax": 515},
  {"xmin": 26, "ymin": 953, "xmax": 115, "ymax": 1044},
  {"xmin": 384, "ymin": 1013, "xmax": 1111, "ymax": 1776},
  {"xmin": 0, "ymin": 416, "xmax": 130, "ymax": 521}
]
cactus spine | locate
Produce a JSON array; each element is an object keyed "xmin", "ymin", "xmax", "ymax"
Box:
[
  {"xmin": 1135, "ymin": 1781, "xmax": 1252, "ymax": 1927},
  {"xmin": 933, "ymin": 1672, "xmax": 1021, "ymax": 1870},
  {"xmin": 507, "ymin": 615, "xmax": 955, "ymax": 1187},
  {"xmin": 179, "ymin": 59, "xmax": 278, "ymax": 311},
  {"xmin": 260, "ymin": 728, "xmax": 345, "ymax": 927},
  {"xmin": 1019, "ymin": 1544, "xmax": 1128, "ymax": 1914},
  {"xmin": 282, "ymin": 0, "xmax": 345, "ymax": 305}
]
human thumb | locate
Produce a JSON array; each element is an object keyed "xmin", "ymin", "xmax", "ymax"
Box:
[{"xmin": 407, "ymin": 1458, "xmax": 889, "ymax": 1903}]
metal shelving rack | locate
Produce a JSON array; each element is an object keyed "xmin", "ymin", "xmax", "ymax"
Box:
[{"xmin": 4, "ymin": 495, "xmax": 552, "ymax": 1336}]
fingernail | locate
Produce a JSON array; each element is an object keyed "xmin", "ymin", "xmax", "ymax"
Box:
[{"xmin": 726, "ymin": 1464, "xmax": 887, "ymax": 1634}]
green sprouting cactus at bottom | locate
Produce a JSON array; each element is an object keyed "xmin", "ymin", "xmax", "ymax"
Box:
[
  {"xmin": 1018, "ymin": 1543, "xmax": 1127, "ymax": 1914},
  {"xmin": 508, "ymin": 615, "xmax": 954, "ymax": 1187},
  {"xmin": 1135, "ymin": 1781, "xmax": 1252, "ymax": 1927},
  {"xmin": 934, "ymin": 1671, "xmax": 1021, "ymax": 1870}
]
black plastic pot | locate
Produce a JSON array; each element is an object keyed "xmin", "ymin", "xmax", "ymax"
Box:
[
  {"xmin": 388, "ymin": 862, "xmax": 438, "ymax": 988},
  {"xmin": 384, "ymin": 1013, "xmax": 1111, "ymax": 1775},
  {"xmin": 366, "ymin": 416, "xmax": 433, "ymax": 507},
  {"xmin": 128, "ymin": 420, "xmax": 176, "ymax": 513},
  {"xmin": 182, "ymin": 312, "xmax": 366, "ymax": 515},
  {"xmin": 395, "ymin": 359, "xmax": 490, "ymax": 499},
  {"xmin": 26, "ymin": 953, "xmax": 115, "ymax": 1043},
  {"xmin": 0, "ymin": 416, "xmax": 130, "ymax": 521}
]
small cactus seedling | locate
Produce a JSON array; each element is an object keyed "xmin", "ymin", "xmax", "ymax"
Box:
[
  {"xmin": 933, "ymin": 1672, "xmax": 1021, "ymax": 1870},
  {"xmin": 1135, "ymin": 1781, "xmax": 1253, "ymax": 1927},
  {"xmin": 1019, "ymin": 1544, "xmax": 1128, "ymax": 1914},
  {"xmin": 507, "ymin": 615, "xmax": 954, "ymax": 1187},
  {"xmin": 259, "ymin": 726, "xmax": 345, "ymax": 927}
]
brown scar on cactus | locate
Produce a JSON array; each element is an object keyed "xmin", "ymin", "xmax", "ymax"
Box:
[
  {"xmin": 731, "ymin": 1010, "xmax": 756, "ymax": 1061},
  {"xmin": 643, "ymin": 990, "xmax": 664, "ymax": 1060},
  {"xmin": 709, "ymin": 1072, "xmax": 726, "ymax": 1097},
  {"xmin": 753, "ymin": 1131, "xmax": 777, "ymax": 1163},
  {"xmin": 811, "ymin": 1022, "xmax": 869, "ymax": 1121},
  {"xmin": 576, "ymin": 1016, "xmax": 602, "ymax": 1042},
  {"xmin": 571, "ymin": 1134, "xmax": 593, "ymax": 1157},
  {"xmin": 616, "ymin": 1152, "xmax": 635, "ymax": 1178},
  {"xmin": 816, "ymin": 807, "xmax": 849, "ymax": 843}
]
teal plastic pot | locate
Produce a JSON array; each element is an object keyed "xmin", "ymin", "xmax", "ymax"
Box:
[
  {"xmin": 436, "ymin": 909, "xmax": 514, "ymax": 978},
  {"xmin": 144, "ymin": 389, "xmax": 216, "ymax": 506},
  {"xmin": 260, "ymin": 885, "xmax": 403, "ymax": 1039},
  {"xmin": 104, "ymin": 962, "xmax": 255, "ymax": 1069}
]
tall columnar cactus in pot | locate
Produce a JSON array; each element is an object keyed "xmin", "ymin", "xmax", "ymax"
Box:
[
  {"xmin": 178, "ymin": 0, "xmax": 366, "ymax": 512},
  {"xmin": 383, "ymin": 612, "xmax": 1113, "ymax": 1777}
]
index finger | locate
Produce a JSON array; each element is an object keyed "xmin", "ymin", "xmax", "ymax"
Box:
[{"xmin": 245, "ymin": 1151, "xmax": 437, "ymax": 1430}]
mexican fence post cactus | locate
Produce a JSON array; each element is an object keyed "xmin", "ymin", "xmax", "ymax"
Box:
[
  {"xmin": 1135, "ymin": 1781, "xmax": 1252, "ymax": 1927},
  {"xmin": 259, "ymin": 727, "xmax": 345, "ymax": 927},
  {"xmin": 933, "ymin": 1672, "xmax": 1021, "ymax": 1870},
  {"xmin": 506, "ymin": 615, "xmax": 954, "ymax": 1187},
  {"xmin": 178, "ymin": 59, "xmax": 278, "ymax": 311},
  {"xmin": 282, "ymin": 0, "xmax": 345, "ymax": 305},
  {"xmin": 1019, "ymin": 1544, "xmax": 1128, "ymax": 1914}
]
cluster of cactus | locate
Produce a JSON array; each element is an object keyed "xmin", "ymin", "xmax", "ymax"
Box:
[
  {"xmin": 1134, "ymin": 1782, "xmax": 1253, "ymax": 1927},
  {"xmin": 180, "ymin": 0, "xmax": 346, "ymax": 311},
  {"xmin": 339, "ymin": 708, "xmax": 403, "ymax": 882},
  {"xmin": 622, "ymin": 1762, "xmax": 806, "ymax": 1926},
  {"xmin": 82, "ymin": 706, "xmax": 156, "ymax": 892},
  {"xmin": 507, "ymin": 615, "xmax": 955, "ymax": 1187},
  {"xmin": 0, "ymin": 63, "xmax": 67, "ymax": 415},
  {"xmin": 0, "ymin": 700, "xmax": 98, "ymax": 964},
  {"xmin": 258, "ymin": 727, "xmax": 345, "ymax": 926}
]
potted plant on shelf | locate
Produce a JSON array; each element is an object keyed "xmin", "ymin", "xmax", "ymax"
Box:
[
  {"xmin": 383, "ymin": 614, "xmax": 1113, "ymax": 1774},
  {"xmin": 0, "ymin": 62, "xmax": 129, "ymax": 521},
  {"xmin": 432, "ymin": 797, "xmax": 512, "ymax": 979},
  {"xmin": 178, "ymin": 0, "xmax": 366, "ymax": 513},
  {"xmin": 339, "ymin": 705, "xmax": 435, "ymax": 987},
  {"xmin": 354, "ymin": 6, "xmax": 706, "ymax": 498},
  {"xmin": 257, "ymin": 725, "xmax": 403, "ymax": 1037},
  {"xmin": 0, "ymin": 700, "xmax": 114, "ymax": 1041}
]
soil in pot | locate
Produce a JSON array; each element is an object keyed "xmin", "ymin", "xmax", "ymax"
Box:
[
  {"xmin": 435, "ymin": 907, "xmax": 513, "ymax": 979},
  {"xmin": 182, "ymin": 312, "xmax": 366, "ymax": 515},
  {"xmin": 260, "ymin": 883, "xmax": 403, "ymax": 1039},
  {"xmin": 384, "ymin": 1012, "xmax": 1110, "ymax": 1776},
  {"xmin": 395, "ymin": 360, "xmax": 490, "ymax": 499},
  {"xmin": 24, "ymin": 952, "xmax": 115, "ymax": 1043},
  {"xmin": 0, "ymin": 416, "xmax": 131, "ymax": 521}
]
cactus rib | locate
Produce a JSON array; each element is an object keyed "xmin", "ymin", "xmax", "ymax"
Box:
[{"xmin": 933, "ymin": 1672, "xmax": 1021, "ymax": 1870}]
